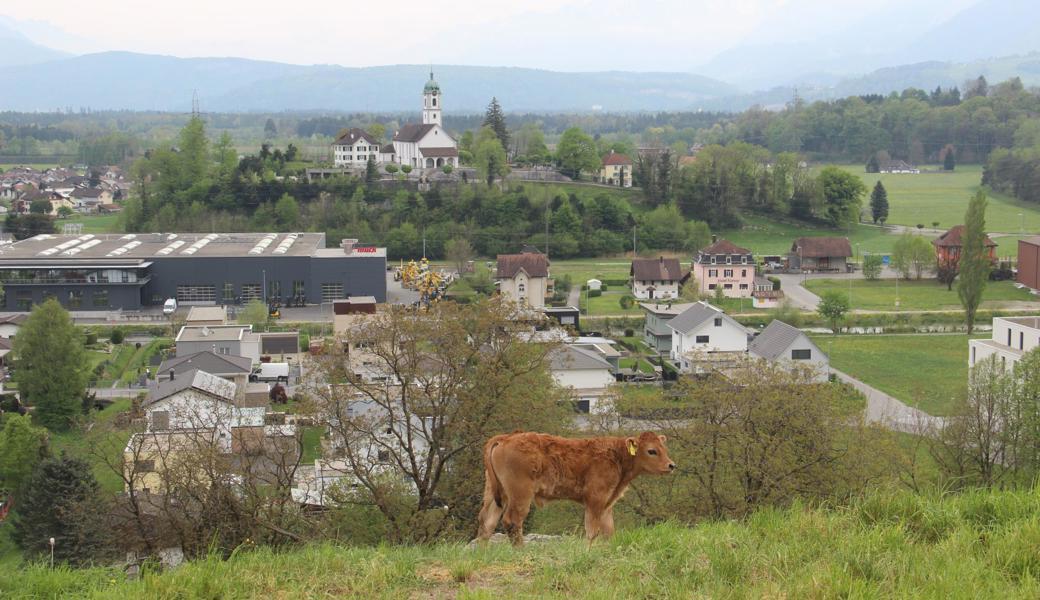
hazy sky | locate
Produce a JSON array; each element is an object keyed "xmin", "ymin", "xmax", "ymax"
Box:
[{"xmin": 3, "ymin": 0, "xmax": 977, "ymax": 71}]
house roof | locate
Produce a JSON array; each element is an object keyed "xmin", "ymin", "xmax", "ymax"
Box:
[
  {"xmin": 699, "ymin": 239, "xmax": 751, "ymax": 255},
  {"xmin": 421, "ymin": 147, "xmax": 458, "ymax": 158},
  {"xmin": 550, "ymin": 344, "xmax": 612, "ymax": 371},
  {"xmin": 932, "ymin": 225, "xmax": 998, "ymax": 248},
  {"xmin": 496, "ymin": 252, "xmax": 549, "ymax": 278},
  {"xmin": 790, "ymin": 237, "xmax": 853, "ymax": 258},
  {"xmin": 380, "ymin": 143, "xmax": 396, "ymax": 154},
  {"xmin": 668, "ymin": 301, "xmax": 731, "ymax": 334},
  {"xmin": 631, "ymin": 257, "xmax": 684, "ymax": 282},
  {"xmin": 261, "ymin": 332, "xmax": 299, "ymax": 355},
  {"xmin": 157, "ymin": 351, "xmax": 252, "ymax": 378},
  {"xmin": 175, "ymin": 325, "xmax": 251, "ymax": 343},
  {"xmin": 333, "ymin": 128, "xmax": 379, "ymax": 147},
  {"xmin": 70, "ymin": 187, "xmax": 104, "ymax": 199},
  {"xmin": 145, "ymin": 369, "xmax": 237, "ymax": 407},
  {"xmin": 749, "ymin": 320, "xmax": 807, "ymax": 360},
  {"xmin": 0, "ymin": 314, "xmax": 28, "ymax": 326},
  {"xmin": 185, "ymin": 306, "xmax": 227, "ymax": 323},
  {"xmin": 602, "ymin": 151, "xmax": 633, "ymax": 166},
  {"xmin": 639, "ymin": 301, "xmax": 698, "ymax": 316},
  {"xmin": 393, "ymin": 124, "xmax": 436, "ymax": 143}
]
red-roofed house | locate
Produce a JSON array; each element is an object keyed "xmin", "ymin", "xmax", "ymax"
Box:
[
  {"xmin": 495, "ymin": 249, "xmax": 551, "ymax": 308},
  {"xmin": 932, "ymin": 225, "xmax": 997, "ymax": 265},
  {"xmin": 598, "ymin": 151, "xmax": 633, "ymax": 188},
  {"xmin": 692, "ymin": 237, "xmax": 755, "ymax": 298},
  {"xmin": 630, "ymin": 257, "xmax": 686, "ymax": 300}
]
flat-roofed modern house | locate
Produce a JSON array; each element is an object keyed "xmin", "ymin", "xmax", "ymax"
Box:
[
  {"xmin": 749, "ymin": 320, "xmax": 829, "ymax": 382},
  {"xmin": 0, "ymin": 232, "xmax": 386, "ymax": 311},
  {"xmin": 969, "ymin": 316, "xmax": 1040, "ymax": 371},
  {"xmin": 175, "ymin": 325, "xmax": 260, "ymax": 363},
  {"xmin": 640, "ymin": 301, "xmax": 697, "ymax": 353},
  {"xmin": 630, "ymin": 257, "xmax": 685, "ymax": 300}
]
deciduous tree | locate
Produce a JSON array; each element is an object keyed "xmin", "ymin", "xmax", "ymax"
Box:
[
  {"xmin": 958, "ymin": 191, "xmax": 990, "ymax": 334},
  {"xmin": 817, "ymin": 290, "xmax": 850, "ymax": 333},
  {"xmin": 13, "ymin": 300, "xmax": 89, "ymax": 430},
  {"xmin": 473, "ymin": 126, "xmax": 509, "ymax": 185},
  {"xmin": 556, "ymin": 127, "xmax": 601, "ymax": 180},
  {"xmin": 0, "ymin": 414, "xmax": 50, "ymax": 500}
]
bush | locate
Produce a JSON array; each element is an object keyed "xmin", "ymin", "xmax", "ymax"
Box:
[
  {"xmin": 385, "ymin": 164, "xmax": 399, "ymax": 174},
  {"xmin": 862, "ymin": 254, "xmax": 884, "ymax": 280},
  {"xmin": 442, "ymin": 165, "xmax": 453, "ymax": 174},
  {"xmin": 767, "ymin": 276, "xmax": 781, "ymax": 291},
  {"xmin": 601, "ymin": 284, "xmax": 609, "ymax": 291},
  {"xmin": 624, "ymin": 328, "xmax": 635, "ymax": 337},
  {"xmin": 401, "ymin": 165, "xmax": 413, "ymax": 174},
  {"xmin": 84, "ymin": 331, "xmax": 97, "ymax": 346},
  {"xmin": 109, "ymin": 328, "xmax": 125, "ymax": 345},
  {"xmin": 299, "ymin": 333, "xmax": 310, "ymax": 352},
  {"xmin": 619, "ymin": 295, "xmax": 635, "ymax": 310},
  {"xmin": 601, "ymin": 278, "xmax": 629, "ymax": 287},
  {"xmin": 588, "ymin": 289, "xmax": 602, "ymax": 298}
]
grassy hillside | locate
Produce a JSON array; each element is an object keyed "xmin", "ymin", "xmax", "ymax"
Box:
[{"xmin": 6, "ymin": 488, "xmax": 1040, "ymax": 598}]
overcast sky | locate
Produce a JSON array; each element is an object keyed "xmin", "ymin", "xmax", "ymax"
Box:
[{"xmin": 3, "ymin": 0, "xmax": 977, "ymax": 71}]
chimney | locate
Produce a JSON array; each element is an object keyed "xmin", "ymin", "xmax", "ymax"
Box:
[
  {"xmin": 169, "ymin": 368, "xmax": 175, "ymax": 382},
  {"xmin": 711, "ymin": 234, "xmax": 718, "ymax": 244},
  {"xmin": 341, "ymin": 238, "xmax": 358, "ymax": 255}
]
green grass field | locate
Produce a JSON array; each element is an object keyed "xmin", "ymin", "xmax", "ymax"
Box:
[
  {"xmin": 812, "ymin": 333, "xmax": 982, "ymax": 415},
  {"xmin": 717, "ymin": 214, "xmax": 901, "ymax": 257},
  {"xmin": 804, "ymin": 278, "xmax": 1039, "ymax": 312},
  {"xmin": 59, "ymin": 214, "xmax": 122, "ymax": 234},
  {"xmin": 7, "ymin": 487, "xmax": 1040, "ymax": 598},
  {"xmin": 580, "ymin": 290, "xmax": 640, "ymax": 316},
  {"xmin": 840, "ymin": 164, "xmax": 1040, "ymax": 237},
  {"xmin": 49, "ymin": 398, "xmax": 135, "ymax": 494}
]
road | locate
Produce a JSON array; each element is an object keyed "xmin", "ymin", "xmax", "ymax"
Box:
[{"xmin": 829, "ymin": 367, "xmax": 944, "ymax": 433}]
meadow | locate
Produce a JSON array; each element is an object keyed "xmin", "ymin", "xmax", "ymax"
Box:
[
  {"xmin": 812, "ymin": 333, "xmax": 983, "ymax": 415},
  {"xmin": 6, "ymin": 487, "xmax": 1040, "ymax": 598},
  {"xmin": 804, "ymin": 278, "xmax": 1040, "ymax": 312}
]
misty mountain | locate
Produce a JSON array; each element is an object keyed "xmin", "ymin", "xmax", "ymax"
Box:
[
  {"xmin": 698, "ymin": 0, "xmax": 1040, "ymax": 90},
  {"xmin": 0, "ymin": 18, "xmax": 69, "ymax": 67},
  {"xmin": 0, "ymin": 51, "xmax": 737, "ymax": 112}
]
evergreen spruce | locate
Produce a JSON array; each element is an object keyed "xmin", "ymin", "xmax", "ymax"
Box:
[
  {"xmin": 943, "ymin": 147, "xmax": 956, "ymax": 171},
  {"xmin": 865, "ymin": 154, "xmax": 880, "ymax": 173},
  {"xmin": 870, "ymin": 181, "xmax": 889, "ymax": 224},
  {"xmin": 482, "ymin": 97, "xmax": 509, "ymax": 150}
]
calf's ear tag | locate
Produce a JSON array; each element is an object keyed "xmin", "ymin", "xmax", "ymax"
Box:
[{"xmin": 628, "ymin": 440, "xmax": 637, "ymax": 456}]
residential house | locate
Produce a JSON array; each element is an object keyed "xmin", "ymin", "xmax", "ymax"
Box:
[
  {"xmin": 145, "ymin": 369, "xmax": 237, "ymax": 441},
  {"xmin": 543, "ymin": 306, "xmax": 580, "ymax": 328},
  {"xmin": 788, "ymin": 237, "xmax": 852, "ymax": 272},
  {"xmin": 749, "ymin": 320, "xmax": 829, "ymax": 382},
  {"xmin": 70, "ymin": 187, "xmax": 112, "ymax": 213},
  {"xmin": 332, "ymin": 128, "xmax": 382, "ymax": 168},
  {"xmin": 1020, "ymin": 237, "xmax": 1040, "ymax": 291},
  {"xmin": 933, "ymin": 225, "xmax": 997, "ymax": 265},
  {"xmin": 598, "ymin": 151, "xmax": 633, "ymax": 187},
  {"xmin": 261, "ymin": 332, "xmax": 301, "ymax": 362},
  {"xmin": 969, "ymin": 316, "xmax": 1040, "ymax": 371},
  {"xmin": 175, "ymin": 325, "xmax": 260, "ymax": 363},
  {"xmin": 0, "ymin": 314, "xmax": 27, "ymax": 338},
  {"xmin": 156, "ymin": 351, "xmax": 253, "ymax": 391},
  {"xmin": 630, "ymin": 257, "xmax": 685, "ymax": 300},
  {"xmin": 692, "ymin": 238, "xmax": 755, "ymax": 298},
  {"xmin": 640, "ymin": 302, "xmax": 697, "ymax": 353},
  {"xmin": 751, "ymin": 277, "xmax": 784, "ymax": 308},
  {"xmin": 496, "ymin": 249, "xmax": 550, "ymax": 309},
  {"xmin": 879, "ymin": 160, "xmax": 920, "ymax": 174},
  {"xmin": 549, "ymin": 344, "xmax": 616, "ymax": 414},
  {"xmin": 668, "ymin": 301, "xmax": 750, "ymax": 372}
]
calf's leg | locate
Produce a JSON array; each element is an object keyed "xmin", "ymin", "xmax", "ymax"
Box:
[
  {"xmin": 597, "ymin": 508, "xmax": 616, "ymax": 540},
  {"xmin": 583, "ymin": 504, "xmax": 604, "ymax": 543},
  {"xmin": 476, "ymin": 475, "xmax": 505, "ymax": 541},
  {"xmin": 501, "ymin": 488, "xmax": 533, "ymax": 547}
]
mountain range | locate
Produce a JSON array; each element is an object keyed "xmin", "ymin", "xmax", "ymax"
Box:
[{"xmin": 1, "ymin": 0, "xmax": 1039, "ymax": 113}]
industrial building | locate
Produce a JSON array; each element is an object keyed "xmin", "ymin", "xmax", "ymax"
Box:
[{"xmin": 0, "ymin": 233, "xmax": 387, "ymax": 311}]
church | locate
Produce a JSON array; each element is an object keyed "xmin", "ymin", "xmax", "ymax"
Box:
[{"xmin": 333, "ymin": 71, "xmax": 459, "ymax": 170}]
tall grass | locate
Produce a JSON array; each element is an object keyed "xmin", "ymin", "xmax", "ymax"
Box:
[{"xmin": 4, "ymin": 487, "xmax": 1040, "ymax": 598}]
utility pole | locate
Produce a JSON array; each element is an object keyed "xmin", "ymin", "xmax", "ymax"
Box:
[
  {"xmin": 545, "ymin": 201, "xmax": 550, "ymax": 257},
  {"xmin": 632, "ymin": 224, "xmax": 637, "ymax": 257},
  {"xmin": 422, "ymin": 227, "xmax": 426, "ymax": 259}
]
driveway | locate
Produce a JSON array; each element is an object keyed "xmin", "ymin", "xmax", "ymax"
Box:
[{"xmin": 830, "ymin": 367, "xmax": 944, "ymax": 433}]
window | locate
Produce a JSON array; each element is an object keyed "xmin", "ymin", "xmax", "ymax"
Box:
[
  {"xmin": 134, "ymin": 460, "xmax": 155, "ymax": 472},
  {"xmin": 151, "ymin": 410, "xmax": 169, "ymax": 430},
  {"xmin": 710, "ymin": 256, "xmax": 716, "ymax": 264},
  {"xmin": 222, "ymin": 282, "xmax": 235, "ymax": 302},
  {"xmin": 791, "ymin": 349, "xmax": 812, "ymax": 360},
  {"xmin": 724, "ymin": 284, "xmax": 733, "ymax": 289},
  {"xmin": 741, "ymin": 269, "xmax": 747, "ymax": 277},
  {"xmin": 518, "ymin": 283, "xmax": 526, "ymax": 293},
  {"xmin": 268, "ymin": 280, "xmax": 281, "ymax": 301},
  {"xmin": 16, "ymin": 291, "xmax": 32, "ymax": 311},
  {"xmin": 723, "ymin": 269, "xmax": 733, "ymax": 277},
  {"xmin": 377, "ymin": 450, "xmax": 390, "ymax": 462},
  {"xmin": 695, "ymin": 335, "xmax": 709, "ymax": 344},
  {"xmin": 241, "ymin": 284, "xmax": 262, "ymax": 302},
  {"xmin": 741, "ymin": 255, "xmax": 748, "ymax": 264},
  {"xmin": 708, "ymin": 284, "xmax": 716, "ymax": 290},
  {"xmin": 321, "ymin": 283, "xmax": 344, "ymax": 303},
  {"xmin": 573, "ymin": 399, "xmax": 591, "ymax": 414},
  {"xmin": 714, "ymin": 318, "xmax": 722, "ymax": 327},
  {"xmin": 726, "ymin": 256, "xmax": 732, "ymax": 264},
  {"xmin": 93, "ymin": 290, "xmax": 109, "ymax": 307},
  {"xmin": 971, "ymin": 346, "xmax": 976, "ymax": 364},
  {"xmin": 739, "ymin": 283, "xmax": 748, "ymax": 290},
  {"xmin": 176, "ymin": 285, "xmax": 216, "ymax": 303},
  {"xmin": 1008, "ymin": 329, "xmax": 1012, "ymax": 346},
  {"xmin": 67, "ymin": 290, "xmax": 83, "ymax": 309},
  {"xmin": 1020, "ymin": 331, "xmax": 1025, "ymax": 350},
  {"xmin": 708, "ymin": 269, "xmax": 718, "ymax": 277}
]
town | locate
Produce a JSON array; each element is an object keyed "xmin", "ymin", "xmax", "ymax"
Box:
[{"xmin": 4, "ymin": 3, "xmax": 1040, "ymax": 594}]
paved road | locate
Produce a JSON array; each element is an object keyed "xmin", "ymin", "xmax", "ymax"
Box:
[{"xmin": 829, "ymin": 367, "xmax": 944, "ymax": 433}]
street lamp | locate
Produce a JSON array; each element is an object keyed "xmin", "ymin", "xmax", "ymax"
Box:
[{"xmin": 49, "ymin": 537, "xmax": 55, "ymax": 568}]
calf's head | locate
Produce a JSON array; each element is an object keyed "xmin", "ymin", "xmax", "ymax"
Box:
[{"xmin": 626, "ymin": 431, "xmax": 675, "ymax": 475}]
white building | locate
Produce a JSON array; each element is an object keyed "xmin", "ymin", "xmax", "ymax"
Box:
[
  {"xmin": 549, "ymin": 344, "xmax": 616, "ymax": 414},
  {"xmin": 668, "ymin": 301, "xmax": 750, "ymax": 372},
  {"xmin": 630, "ymin": 257, "xmax": 685, "ymax": 300},
  {"xmin": 969, "ymin": 316, "xmax": 1040, "ymax": 371},
  {"xmin": 749, "ymin": 320, "xmax": 829, "ymax": 382},
  {"xmin": 332, "ymin": 128, "xmax": 382, "ymax": 168},
  {"xmin": 390, "ymin": 71, "xmax": 459, "ymax": 170},
  {"xmin": 145, "ymin": 369, "xmax": 238, "ymax": 451},
  {"xmin": 495, "ymin": 250, "xmax": 550, "ymax": 309}
]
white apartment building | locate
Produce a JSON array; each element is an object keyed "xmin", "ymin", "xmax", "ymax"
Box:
[{"xmin": 969, "ymin": 316, "xmax": 1040, "ymax": 370}]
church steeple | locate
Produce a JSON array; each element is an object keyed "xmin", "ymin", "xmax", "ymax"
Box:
[{"xmin": 422, "ymin": 68, "xmax": 441, "ymax": 126}]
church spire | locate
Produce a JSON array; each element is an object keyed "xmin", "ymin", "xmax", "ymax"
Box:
[{"xmin": 422, "ymin": 67, "xmax": 441, "ymax": 125}]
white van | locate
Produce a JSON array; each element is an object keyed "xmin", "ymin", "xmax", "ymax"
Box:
[
  {"xmin": 251, "ymin": 362, "xmax": 289, "ymax": 383},
  {"xmin": 162, "ymin": 298, "xmax": 178, "ymax": 315}
]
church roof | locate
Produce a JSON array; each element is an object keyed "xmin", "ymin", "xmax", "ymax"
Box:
[
  {"xmin": 380, "ymin": 144, "xmax": 395, "ymax": 154},
  {"xmin": 421, "ymin": 147, "xmax": 458, "ymax": 158},
  {"xmin": 424, "ymin": 71, "xmax": 440, "ymax": 94},
  {"xmin": 394, "ymin": 124, "xmax": 436, "ymax": 143}
]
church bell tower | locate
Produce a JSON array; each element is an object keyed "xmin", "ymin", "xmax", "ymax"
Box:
[{"xmin": 422, "ymin": 69, "xmax": 441, "ymax": 125}]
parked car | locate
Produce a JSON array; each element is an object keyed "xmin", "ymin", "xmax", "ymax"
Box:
[
  {"xmin": 162, "ymin": 298, "xmax": 178, "ymax": 315},
  {"xmin": 250, "ymin": 362, "xmax": 289, "ymax": 383}
]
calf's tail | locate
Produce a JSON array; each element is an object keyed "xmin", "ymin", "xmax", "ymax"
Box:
[{"xmin": 485, "ymin": 439, "xmax": 505, "ymax": 509}]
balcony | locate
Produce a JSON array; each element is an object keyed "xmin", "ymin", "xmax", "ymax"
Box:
[{"xmin": 3, "ymin": 274, "xmax": 152, "ymax": 286}]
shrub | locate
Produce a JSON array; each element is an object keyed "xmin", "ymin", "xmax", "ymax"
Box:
[
  {"xmin": 109, "ymin": 328, "xmax": 125, "ymax": 345},
  {"xmin": 442, "ymin": 165, "xmax": 453, "ymax": 174},
  {"xmin": 299, "ymin": 333, "xmax": 310, "ymax": 352},
  {"xmin": 401, "ymin": 165, "xmax": 413, "ymax": 174},
  {"xmin": 84, "ymin": 331, "xmax": 97, "ymax": 346},
  {"xmin": 767, "ymin": 276, "xmax": 781, "ymax": 291},
  {"xmin": 624, "ymin": 328, "xmax": 635, "ymax": 337},
  {"xmin": 384, "ymin": 164, "xmax": 399, "ymax": 174},
  {"xmin": 589, "ymin": 289, "xmax": 602, "ymax": 298},
  {"xmin": 619, "ymin": 295, "xmax": 635, "ymax": 310}
]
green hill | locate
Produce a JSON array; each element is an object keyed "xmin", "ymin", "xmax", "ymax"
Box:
[{"xmin": 5, "ymin": 488, "xmax": 1040, "ymax": 598}]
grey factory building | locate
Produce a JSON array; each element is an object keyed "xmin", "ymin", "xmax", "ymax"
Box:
[{"xmin": 0, "ymin": 233, "xmax": 387, "ymax": 311}]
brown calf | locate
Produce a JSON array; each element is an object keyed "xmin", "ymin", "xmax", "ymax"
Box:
[{"xmin": 475, "ymin": 431, "xmax": 675, "ymax": 545}]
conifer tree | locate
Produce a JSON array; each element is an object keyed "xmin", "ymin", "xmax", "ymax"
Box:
[
  {"xmin": 870, "ymin": 181, "xmax": 889, "ymax": 224},
  {"xmin": 482, "ymin": 97, "xmax": 509, "ymax": 150}
]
